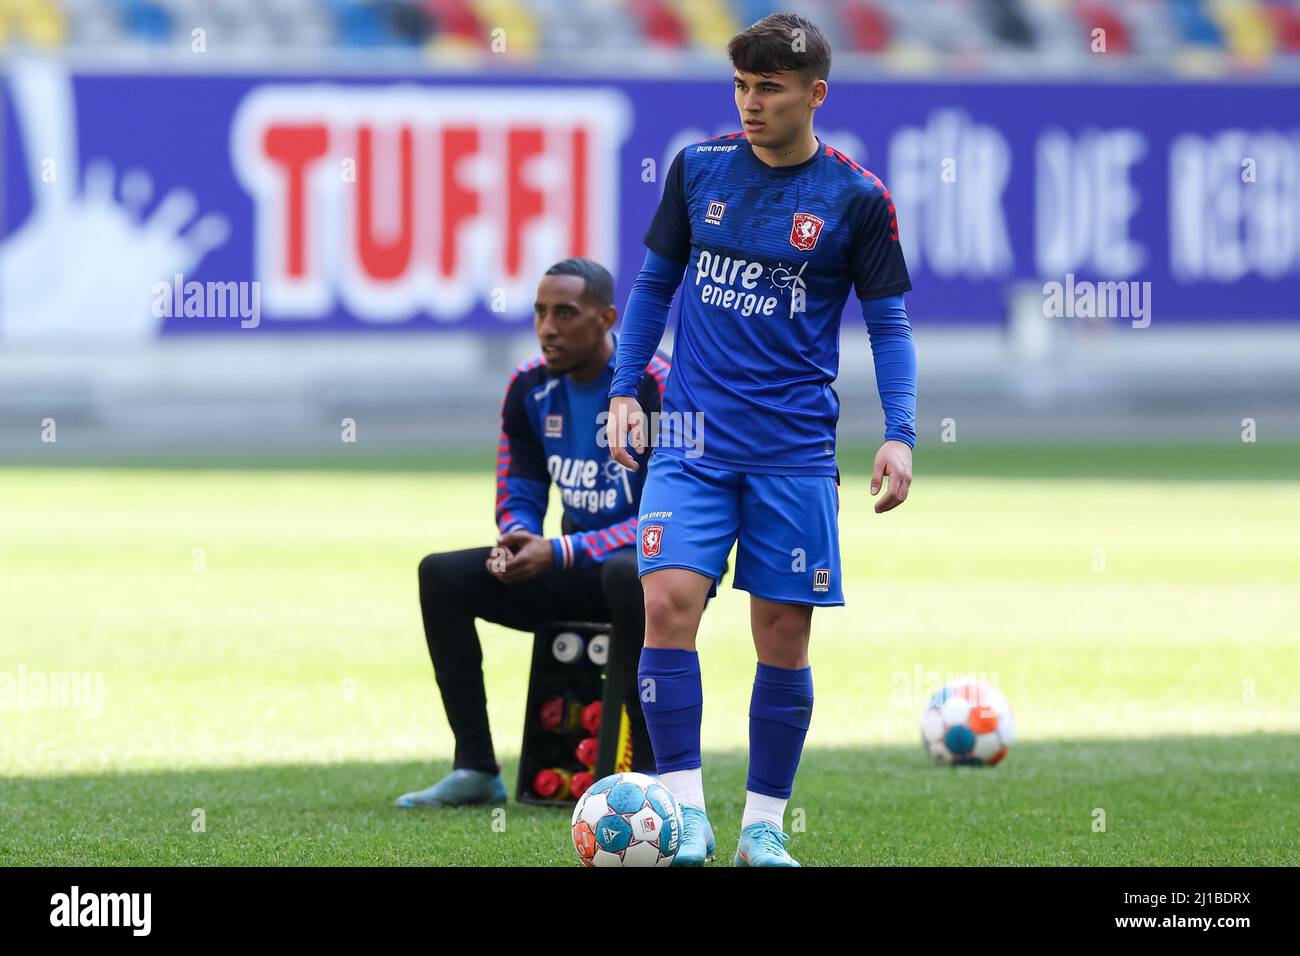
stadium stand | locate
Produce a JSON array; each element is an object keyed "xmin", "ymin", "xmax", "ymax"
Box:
[{"xmin": 1, "ymin": 0, "xmax": 1298, "ymax": 74}]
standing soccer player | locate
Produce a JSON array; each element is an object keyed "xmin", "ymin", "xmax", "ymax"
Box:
[{"xmin": 606, "ymin": 12, "xmax": 917, "ymax": 866}]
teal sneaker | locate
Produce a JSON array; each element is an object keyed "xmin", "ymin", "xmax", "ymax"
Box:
[
  {"xmin": 734, "ymin": 822, "xmax": 800, "ymax": 867},
  {"xmin": 395, "ymin": 769, "xmax": 506, "ymax": 808},
  {"xmin": 671, "ymin": 806, "xmax": 717, "ymax": 866}
]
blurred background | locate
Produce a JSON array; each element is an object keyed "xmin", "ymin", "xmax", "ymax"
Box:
[{"xmin": 1, "ymin": 0, "xmax": 1297, "ymax": 461}]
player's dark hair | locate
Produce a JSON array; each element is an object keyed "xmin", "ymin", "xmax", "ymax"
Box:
[
  {"xmin": 544, "ymin": 257, "xmax": 615, "ymax": 308},
  {"xmin": 728, "ymin": 12, "xmax": 831, "ymax": 83}
]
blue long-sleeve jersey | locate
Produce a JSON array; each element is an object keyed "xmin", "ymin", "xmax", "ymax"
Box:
[
  {"xmin": 610, "ymin": 132, "xmax": 917, "ymax": 474},
  {"xmin": 496, "ymin": 339, "xmax": 670, "ymax": 568}
]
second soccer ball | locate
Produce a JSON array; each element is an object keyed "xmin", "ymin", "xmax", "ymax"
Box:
[{"xmin": 920, "ymin": 677, "xmax": 1015, "ymax": 767}]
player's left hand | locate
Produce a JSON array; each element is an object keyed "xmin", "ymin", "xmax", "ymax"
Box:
[
  {"xmin": 492, "ymin": 529, "xmax": 555, "ymax": 582},
  {"xmin": 870, "ymin": 440, "xmax": 913, "ymax": 513}
]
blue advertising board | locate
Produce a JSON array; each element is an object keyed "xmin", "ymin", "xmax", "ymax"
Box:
[{"xmin": 3, "ymin": 63, "xmax": 1298, "ymax": 340}]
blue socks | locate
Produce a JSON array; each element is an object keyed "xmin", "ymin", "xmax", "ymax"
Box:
[
  {"xmin": 746, "ymin": 662, "xmax": 814, "ymax": 799},
  {"xmin": 637, "ymin": 651, "xmax": 814, "ymax": 806},
  {"xmin": 637, "ymin": 647, "xmax": 703, "ymax": 773}
]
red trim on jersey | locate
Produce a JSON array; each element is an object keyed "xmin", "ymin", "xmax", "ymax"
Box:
[
  {"xmin": 495, "ymin": 356, "xmax": 545, "ymax": 531},
  {"xmin": 646, "ymin": 354, "xmax": 671, "ymax": 399},
  {"xmin": 824, "ymin": 144, "xmax": 899, "ymax": 241}
]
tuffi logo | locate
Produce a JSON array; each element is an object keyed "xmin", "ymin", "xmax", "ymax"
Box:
[{"xmin": 231, "ymin": 86, "xmax": 631, "ymax": 324}]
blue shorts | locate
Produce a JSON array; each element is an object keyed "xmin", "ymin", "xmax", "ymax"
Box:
[{"xmin": 635, "ymin": 453, "xmax": 844, "ymax": 607}]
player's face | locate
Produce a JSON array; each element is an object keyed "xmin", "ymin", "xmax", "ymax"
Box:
[
  {"xmin": 733, "ymin": 69, "xmax": 824, "ymax": 150},
  {"xmin": 533, "ymin": 275, "xmax": 614, "ymax": 377}
]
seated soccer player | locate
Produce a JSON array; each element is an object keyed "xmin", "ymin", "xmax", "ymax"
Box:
[{"xmin": 396, "ymin": 258, "xmax": 670, "ymax": 807}]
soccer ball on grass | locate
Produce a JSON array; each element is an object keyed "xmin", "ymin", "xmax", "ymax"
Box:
[
  {"xmin": 920, "ymin": 677, "xmax": 1015, "ymax": 766},
  {"xmin": 570, "ymin": 771, "xmax": 682, "ymax": 867}
]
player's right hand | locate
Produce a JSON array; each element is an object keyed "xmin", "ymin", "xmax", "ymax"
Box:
[
  {"xmin": 870, "ymin": 439, "xmax": 913, "ymax": 513},
  {"xmin": 606, "ymin": 395, "xmax": 647, "ymax": 471}
]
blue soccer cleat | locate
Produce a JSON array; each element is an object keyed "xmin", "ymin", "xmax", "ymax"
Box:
[
  {"xmin": 394, "ymin": 769, "xmax": 506, "ymax": 808},
  {"xmin": 671, "ymin": 805, "xmax": 717, "ymax": 866},
  {"xmin": 734, "ymin": 821, "xmax": 801, "ymax": 867}
]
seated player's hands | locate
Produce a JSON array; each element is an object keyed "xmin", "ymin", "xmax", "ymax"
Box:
[
  {"xmin": 870, "ymin": 440, "xmax": 913, "ymax": 513},
  {"xmin": 491, "ymin": 529, "xmax": 555, "ymax": 582},
  {"xmin": 606, "ymin": 395, "xmax": 648, "ymax": 471}
]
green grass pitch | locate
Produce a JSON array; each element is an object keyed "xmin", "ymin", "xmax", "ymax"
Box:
[{"xmin": 2, "ymin": 443, "xmax": 1298, "ymax": 866}]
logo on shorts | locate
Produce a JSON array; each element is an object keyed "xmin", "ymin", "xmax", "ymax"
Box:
[
  {"xmin": 813, "ymin": 568, "xmax": 831, "ymax": 592},
  {"xmin": 641, "ymin": 524, "xmax": 664, "ymax": 559},
  {"xmin": 545, "ymin": 414, "xmax": 563, "ymax": 437},
  {"xmin": 790, "ymin": 212, "xmax": 825, "ymax": 251},
  {"xmin": 705, "ymin": 200, "xmax": 726, "ymax": 225}
]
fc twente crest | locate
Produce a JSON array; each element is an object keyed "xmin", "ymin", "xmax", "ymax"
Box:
[
  {"xmin": 789, "ymin": 212, "xmax": 825, "ymax": 251},
  {"xmin": 641, "ymin": 524, "xmax": 663, "ymax": 559}
]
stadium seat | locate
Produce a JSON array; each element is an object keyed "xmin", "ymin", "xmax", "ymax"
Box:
[
  {"xmin": 261, "ymin": 0, "xmax": 336, "ymax": 48},
  {"xmin": 1, "ymin": 0, "xmax": 67, "ymax": 47},
  {"xmin": 633, "ymin": 0, "xmax": 688, "ymax": 48},
  {"xmin": 841, "ymin": 1, "xmax": 893, "ymax": 53},
  {"xmin": 1260, "ymin": 0, "xmax": 1300, "ymax": 53},
  {"xmin": 1114, "ymin": 0, "xmax": 1181, "ymax": 58},
  {"xmin": 388, "ymin": 0, "xmax": 435, "ymax": 46},
  {"xmin": 1209, "ymin": 0, "xmax": 1278, "ymax": 66},
  {"xmin": 330, "ymin": 0, "xmax": 390, "ymax": 47},
  {"xmin": 1169, "ymin": 0, "xmax": 1225, "ymax": 47},
  {"xmin": 115, "ymin": 0, "xmax": 174, "ymax": 44},
  {"xmin": 983, "ymin": 0, "xmax": 1037, "ymax": 49},
  {"xmin": 1074, "ymin": 2, "xmax": 1133, "ymax": 53},
  {"xmin": 423, "ymin": 0, "xmax": 485, "ymax": 45},
  {"xmin": 550, "ymin": 0, "xmax": 645, "ymax": 54},
  {"xmin": 878, "ymin": 0, "xmax": 991, "ymax": 55},
  {"xmin": 669, "ymin": 0, "xmax": 736, "ymax": 51},
  {"xmin": 18, "ymin": 0, "xmax": 1300, "ymax": 68},
  {"xmin": 57, "ymin": 0, "xmax": 118, "ymax": 47},
  {"xmin": 473, "ymin": 0, "xmax": 539, "ymax": 56}
]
